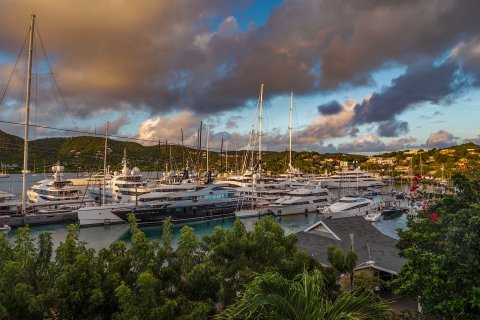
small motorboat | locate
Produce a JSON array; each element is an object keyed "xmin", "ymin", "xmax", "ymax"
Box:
[
  {"xmin": 381, "ymin": 206, "xmax": 404, "ymax": 220},
  {"xmin": 0, "ymin": 224, "xmax": 11, "ymax": 232},
  {"xmin": 365, "ymin": 210, "xmax": 382, "ymax": 222}
]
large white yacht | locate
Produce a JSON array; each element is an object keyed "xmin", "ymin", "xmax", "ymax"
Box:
[
  {"xmin": 314, "ymin": 169, "xmax": 384, "ymax": 189},
  {"xmin": 322, "ymin": 197, "xmax": 377, "ymax": 219},
  {"xmin": 262, "ymin": 185, "xmax": 331, "ymax": 216},
  {"xmin": 88, "ymin": 149, "xmax": 149, "ymax": 203},
  {"xmin": 112, "ymin": 184, "xmax": 245, "ymax": 223},
  {"xmin": 27, "ymin": 164, "xmax": 86, "ymax": 205}
]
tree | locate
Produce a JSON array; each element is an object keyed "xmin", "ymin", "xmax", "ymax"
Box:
[
  {"xmin": 217, "ymin": 270, "xmax": 391, "ymax": 320},
  {"xmin": 327, "ymin": 245, "xmax": 357, "ymax": 288},
  {"xmin": 391, "ymin": 173, "xmax": 480, "ymax": 319}
]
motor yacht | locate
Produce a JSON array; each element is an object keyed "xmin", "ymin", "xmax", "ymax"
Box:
[
  {"xmin": 27, "ymin": 164, "xmax": 87, "ymax": 205},
  {"xmin": 322, "ymin": 197, "xmax": 377, "ymax": 219},
  {"xmin": 88, "ymin": 149, "xmax": 149, "ymax": 204},
  {"xmin": 315, "ymin": 169, "xmax": 384, "ymax": 189},
  {"xmin": 262, "ymin": 185, "xmax": 331, "ymax": 216},
  {"xmin": 112, "ymin": 184, "xmax": 245, "ymax": 223}
]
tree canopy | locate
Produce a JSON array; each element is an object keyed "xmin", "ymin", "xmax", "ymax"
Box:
[{"xmin": 391, "ymin": 172, "xmax": 480, "ymax": 319}]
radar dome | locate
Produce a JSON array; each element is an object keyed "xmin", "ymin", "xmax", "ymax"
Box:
[
  {"xmin": 122, "ymin": 166, "xmax": 130, "ymax": 175},
  {"xmin": 131, "ymin": 167, "xmax": 140, "ymax": 175}
]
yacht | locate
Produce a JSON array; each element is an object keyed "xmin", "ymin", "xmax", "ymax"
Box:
[
  {"xmin": 27, "ymin": 164, "xmax": 87, "ymax": 205},
  {"xmin": 138, "ymin": 181, "xmax": 202, "ymax": 203},
  {"xmin": 88, "ymin": 149, "xmax": 149, "ymax": 203},
  {"xmin": 315, "ymin": 169, "xmax": 384, "ymax": 189},
  {"xmin": 364, "ymin": 210, "xmax": 382, "ymax": 222},
  {"xmin": 322, "ymin": 197, "xmax": 377, "ymax": 219},
  {"xmin": 112, "ymin": 184, "xmax": 245, "ymax": 223},
  {"xmin": 262, "ymin": 185, "xmax": 331, "ymax": 216},
  {"xmin": 0, "ymin": 191, "xmax": 20, "ymax": 214}
]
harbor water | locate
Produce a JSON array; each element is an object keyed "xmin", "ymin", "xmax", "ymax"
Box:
[{"xmin": 2, "ymin": 173, "xmax": 408, "ymax": 249}]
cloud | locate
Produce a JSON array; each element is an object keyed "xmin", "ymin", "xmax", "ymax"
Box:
[
  {"xmin": 317, "ymin": 100, "xmax": 343, "ymax": 115},
  {"xmin": 225, "ymin": 115, "xmax": 242, "ymax": 129},
  {"xmin": 425, "ymin": 130, "xmax": 458, "ymax": 148},
  {"xmin": 353, "ymin": 60, "xmax": 469, "ymax": 125},
  {"xmin": 337, "ymin": 135, "xmax": 417, "ymax": 153},
  {"xmin": 137, "ymin": 112, "xmax": 203, "ymax": 145},
  {"xmin": 377, "ymin": 120, "xmax": 409, "ymax": 137},
  {"xmin": 1, "ymin": 0, "xmax": 480, "ymax": 120}
]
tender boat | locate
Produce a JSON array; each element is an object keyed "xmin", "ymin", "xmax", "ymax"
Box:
[
  {"xmin": 364, "ymin": 210, "xmax": 382, "ymax": 222},
  {"xmin": 0, "ymin": 224, "xmax": 11, "ymax": 232},
  {"xmin": 381, "ymin": 205, "xmax": 404, "ymax": 220}
]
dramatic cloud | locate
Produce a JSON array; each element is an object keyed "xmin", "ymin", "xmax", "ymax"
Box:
[
  {"xmin": 377, "ymin": 120, "xmax": 409, "ymax": 137},
  {"xmin": 353, "ymin": 60, "xmax": 469, "ymax": 124},
  {"xmin": 137, "ymin": 112, "xmax": 204, "ymax": 145},
  {"xmin": 425, "ymin": 130, "xmax": 458, "ymax": 148},
  {"xmin": 317, "ymin": 101, "xmax": 343, "ymax": 115},
  {"xmin": 1, "ymin": 0, "xmax": 480, "ymax": 119},
  {"xmin": 337, "ymin": 135, "xmax": 417, "ymax": 153}
]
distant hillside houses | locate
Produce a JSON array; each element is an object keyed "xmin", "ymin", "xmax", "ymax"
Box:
[
  {"xmin": 439, "ymin": 149, "xmax": 456, "ymax": 155},
  {"xmin": 366, "ymin": 157, "xmax": 396, "ymax": 165}
]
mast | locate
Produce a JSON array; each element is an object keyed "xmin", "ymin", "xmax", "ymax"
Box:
[
  {"xmin": 220, "ymin": 136, "xmax": 224, "ymax": 174},
  {"xmin": 21, "ymin": 14, "xmax": 36, "ymax": 215},
  {"xmin": 206, "ymin": 124, "xmax": 210, "ymax": 172},
  {"xmin": 289, "ymin": 91, "xmax": 293, "ymax": 170},
  {"xmin": 181, "ymin": 128, "xmax": 185, "ymax": 169},
  {"xmin": 258, "ymin": 83, "xmax": 264, "ymax": 174},
  {"xmin": 102, "ymin": 122, "xmax": 108, "ymax": 205},
  {"xmin": 225, "ymin": 142, "xmax": 228, "ymax": 174}
]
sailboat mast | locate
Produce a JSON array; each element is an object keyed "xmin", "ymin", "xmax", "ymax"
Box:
[
  {"xmin": 258, "ymin": 84, "xmax": 264, "ymax": 173},
  {"xmin": 289, "ymin": 91, "xmax": 293, "ymax": 169},
  {"xmin": 21, "ymin": 14, "xmax": 36, "ymax": 214},
  {"xmin": 206, "ymin": 124, "xmax": 210, "ymax": 172},
  {"xmin": 102, "ymin": 122, "xmax": 108, "ymax": 205}
]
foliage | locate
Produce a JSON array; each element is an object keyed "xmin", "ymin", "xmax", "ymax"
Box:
[
  {"xmin": 327, "ymin": 245, "xmax": 358, "ymax": 288},
  {"xmin": 0, "ymin": 215, "xmax": 329, "ymax": 319},
  {"xmin": 391, "ymin": 172, "xmax": 480, "ymax": 319},
  {"xmin": 217, "ymin": 269, "xmax": 391, "ymax": 320}
]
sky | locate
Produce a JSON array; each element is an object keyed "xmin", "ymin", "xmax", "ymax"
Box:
[{"xmin": 0, "ymin": 0, "xmax": 480, "ymax": 154}]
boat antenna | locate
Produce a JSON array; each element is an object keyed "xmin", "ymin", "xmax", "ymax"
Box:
[{"xmin": 21, "ymin": 14, "xmax": 36, "ymax": 215}]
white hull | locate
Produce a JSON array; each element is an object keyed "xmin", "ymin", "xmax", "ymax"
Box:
[
  {"xmin": 266, "ymin": 203, "xmax": 320, "ymax": 216},
  {"xmin": 76, "ymin": 205, "xmax": 129, "ymax": 227},
  {"xmin": 234, "ymin": 209, "xmax": 264, "ymax": 218},
  {"xmin": 364, "ymin": 211, "xmax": 382, "ymax": 222}
]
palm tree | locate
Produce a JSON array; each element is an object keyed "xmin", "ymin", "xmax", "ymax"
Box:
[{"xmin": 217, "ymin": 270, "xmax": 391, "ymax": 320}]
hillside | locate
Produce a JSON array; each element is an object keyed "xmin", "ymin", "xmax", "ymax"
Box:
[
  {"xmin": 1, "ymin": 129, "xmax": 477, "ymax": 176},
  {"xmin": 0, "ymin": 130, "xmax": 368, "ymax": 174}
]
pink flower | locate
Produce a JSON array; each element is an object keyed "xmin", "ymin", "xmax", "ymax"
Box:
[{"xmin": 410, "ymin": 186, "xmax": 417, "ymax": 192}]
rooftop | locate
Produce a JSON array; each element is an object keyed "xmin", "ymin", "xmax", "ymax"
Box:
[{"xmin": 296, "ymin": 216, "xmax": 405, "ymax": 274}]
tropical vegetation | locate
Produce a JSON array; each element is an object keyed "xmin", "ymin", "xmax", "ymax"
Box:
[
  {"xmin": 0, "ymin": 215, "xmax": 395, "ymax": 319},
  {"xmin": 392, "ymin": 172, "xmax": 480, "ymax": 319}
]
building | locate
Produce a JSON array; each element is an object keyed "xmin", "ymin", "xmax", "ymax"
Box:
[{"xmin": 296, "ymin": 217, "xmax": 405, "ymax": 281}]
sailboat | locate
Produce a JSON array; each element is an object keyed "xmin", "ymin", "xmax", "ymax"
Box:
[{"xmin": 0, "ymin": 15, "xmax": 77, "ymax": 227}]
